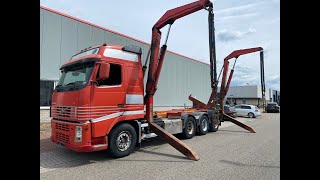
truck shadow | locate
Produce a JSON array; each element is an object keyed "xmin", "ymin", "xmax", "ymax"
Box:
[
  {"xmin": 218, "ymin": 129, "xmax": 251, "ymax": 133},
  {"xmin": 40, "ymin": 136, "xmax": 191, "ymax": 172},
  {"xmin": 40, "ymin": 138, "xmax": 113, "ymax": 171},
  {"xmin": 41, "ymin": 126, "xmax": 260, "ymax": 172},
  {"xmin": 134, "ymin": 149, "xmax": 190, "ymax": 161},
  {"xmin": 131, "ymin": 136, "xmax": 192, "ymax": 162},
  {"xmin": 219, "ymin": 160, "xmax": 280, "ymax": 169}
]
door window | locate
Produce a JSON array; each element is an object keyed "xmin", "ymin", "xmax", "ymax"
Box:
[
  {"xmin": 241, "ymin": 105, "xmax": 251, "ymax": 109},
  {"xmin": 96, "ymin": 64, "xmax": 122, "ymax": 86}
]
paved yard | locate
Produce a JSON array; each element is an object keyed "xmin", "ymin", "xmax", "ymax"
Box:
[{"xmin": 40, "ymin": 113, "xmax": 280, "ymax": 180}]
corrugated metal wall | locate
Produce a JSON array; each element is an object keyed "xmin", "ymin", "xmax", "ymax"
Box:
[{"xmin": 40, "ymin": 7, "xmax": 211, "ymax": 106}]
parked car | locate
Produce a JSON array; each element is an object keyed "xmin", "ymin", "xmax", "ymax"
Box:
[
  {"xmin": 224, "ymin": 105, "xmax": 237, "ymax": 117},
  {"xmin": 234, "ymin": 104, "xmax": 261, "ymax": 118},
  {"xmin": 266, "ymin": 102, "xmax": 280, "ymax": 113}
]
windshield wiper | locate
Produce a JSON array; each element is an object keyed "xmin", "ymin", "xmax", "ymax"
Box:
[
  {"xmin": 65, "ymin": 82, "xmax": 76, "ymax": 86},
  {"xmin": 65, "ymin": 82, "xmax": 79, "ymax": 89},
  {"xmin": 54, "ymin": 84, "xmax": 63, "ymax": 92}
]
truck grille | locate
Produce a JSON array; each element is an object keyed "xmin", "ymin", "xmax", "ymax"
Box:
[
  {"xmin": 55, "ymin": 123, "xmax": 70, "ymax": 132},
  {"xmin": 51, "ymin": 106, "xmax": 76, "ymax": 119},
  {"xmin": 56, "ymin": 132, "xmax": 70, "ymax": 144},
  {"xmin": 56, "ymin": 106, "xmax": 71, "ymax": 117}
]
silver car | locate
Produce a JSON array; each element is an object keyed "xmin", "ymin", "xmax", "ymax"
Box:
[{"xmin": 233, "ymin": 104, "xmax": 261, "ymax": 118}]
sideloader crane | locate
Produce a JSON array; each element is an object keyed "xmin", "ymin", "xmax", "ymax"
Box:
[
  {"xmin": 143, "ymin": 0, "xmax": 265, "ymax": 160},
  {"xmin": 142, "ymin": 0, "xmax": 215, "ymax": 161},
  {"xmin": 189, "ymin": 47, "xmax": 265, "ymax": 132}
]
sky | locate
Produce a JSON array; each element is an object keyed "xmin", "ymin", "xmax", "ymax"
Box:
[{"xmin": 40, "ymin": 0, "xmax": 280, "ymax": 90}]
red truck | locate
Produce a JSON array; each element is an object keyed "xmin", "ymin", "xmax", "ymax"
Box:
[{"xmin": 50, "ymin": 0, "xmax": 260, "ymax": 160}]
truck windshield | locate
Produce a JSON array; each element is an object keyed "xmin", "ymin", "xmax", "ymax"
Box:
[{"xmin": 55, "ymin": 62, "xmax": 94, "ymax": 92}]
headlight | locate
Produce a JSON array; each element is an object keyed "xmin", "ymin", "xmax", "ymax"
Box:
[{"xmin": 75, "ymin": 126, "xmax": 82, "ymax": 142}]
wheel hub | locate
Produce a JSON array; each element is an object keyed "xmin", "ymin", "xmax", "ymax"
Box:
[
  {"xmin": 187, "ymin": 121, "xmax": 194, "ymax": 135},
  {"xmin": 116, "ymin": 131, "xmax": 131, "ymax": 151},
  {"xmin": 201, "ymin": 119, "xmax": 208, "ymax": 131}
]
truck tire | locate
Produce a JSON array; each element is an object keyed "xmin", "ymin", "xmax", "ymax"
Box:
[
  {"xmin": 108, "ymin": 123, "xmax": 137, "ymax": 158},
  {"xmin": 198, "ymin": 115, "xmax": 209, "ymax": 135},
  {"xmin": 182, "ymin": 116, "xmax": 196, "ymax": 139},
  {"xmin": 209, "ymin": 117, "xmax": 219, "ymax": 132}
]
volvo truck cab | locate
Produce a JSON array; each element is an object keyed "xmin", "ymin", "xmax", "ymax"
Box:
[{"xmin": 51, "ymin": 44, "xmax": 145, "ymax": 152}]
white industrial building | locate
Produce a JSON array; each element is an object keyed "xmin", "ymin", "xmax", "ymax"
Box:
[{"xmin": 223, "ymin": 85, "xmax": 280, "ymax": 107}]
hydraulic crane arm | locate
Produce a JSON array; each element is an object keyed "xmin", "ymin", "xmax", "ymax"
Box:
[
  {"xmin": 190, "ymin": 47, "xmax": 265, "ymax": 133},
  {"xmin": 153, "ymin": 0, "xmax": 212, "ymax": 29},
  {"xmin": 143, "ymin": 0, "xmax": 213, "ymax": 161},
  {"xmin": 224, "ymin": 48, "xmax": 263, "ymax": 61},
  {"xmin": 145, "ymin": 0, "xmax": 213, "ymax": 102},
  {"xmin": 219, "ymin": 47, "xmax": 264, "ymax": 102},
  {"xmin": 216, "ymin": 47, "xmax": 265, "ymax": 134}
]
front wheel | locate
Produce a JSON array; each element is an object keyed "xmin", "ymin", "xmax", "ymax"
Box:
[{"xmin": 108, "ymin": 123, "xmax": 137, "ymax": 158}]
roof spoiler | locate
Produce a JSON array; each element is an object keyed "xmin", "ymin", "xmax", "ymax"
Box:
[{"xmin": 122, "ymin": 45, "xmax": 142, "ymax": 54}]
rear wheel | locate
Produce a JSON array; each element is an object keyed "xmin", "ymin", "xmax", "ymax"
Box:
[
  {"xmin": 108, "ymin": 123, "xmax": 137, "ymax": 158},
  {"xmin": 248, "ymin": 112, "xmax": 255, "ymax": 118},
  {"xmin": 182, "ymin": 116, "xmax": 196, "ymax": 139},
  {"xmin": 209, "ymin": 117, "xmax": 220, "ymax": 132},
  {"xmin": 198, "ymin": 115, "xmax": 209, "ymax": 135}
]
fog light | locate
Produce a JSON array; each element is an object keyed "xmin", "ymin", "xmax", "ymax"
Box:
[{"xmin": 75, "ymin": 126, "xmax": 82, "ymax": 142}]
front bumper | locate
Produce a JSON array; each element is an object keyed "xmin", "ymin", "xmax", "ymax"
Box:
[{"xmin": 51, "ymin": 119, "xmax": 108, "ymax": 152}]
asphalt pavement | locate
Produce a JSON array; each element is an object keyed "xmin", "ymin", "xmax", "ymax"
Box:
[{"xmin": 40, "ymin": 113, "xmax": 280, "ymax": 180}]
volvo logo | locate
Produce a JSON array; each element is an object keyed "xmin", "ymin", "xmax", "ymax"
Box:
[{"xmin": 59, "ymin": 107, "xmax": 69, "ymax": 116}]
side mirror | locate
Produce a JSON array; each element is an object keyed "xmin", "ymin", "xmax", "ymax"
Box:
[{"xmin": 96, "ymin": 62, "xmax": 110, "ymax": 81}]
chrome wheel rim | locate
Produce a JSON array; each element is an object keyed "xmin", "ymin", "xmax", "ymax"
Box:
[
  {"xmin": 116, "ymin": 131, "xmax": 132, "ymax": 151},
  {"xmin": 201, "ymin": 119, "xmax": 208, "ymax": 132},
  {"xmin": 187, "ymin": 121, "xmax": 194, "ymax": 135}
]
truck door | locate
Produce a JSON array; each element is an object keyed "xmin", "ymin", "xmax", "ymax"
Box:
[{"xmin": 90, "ymin": 63, "xmax": 125, "ymax": 118}]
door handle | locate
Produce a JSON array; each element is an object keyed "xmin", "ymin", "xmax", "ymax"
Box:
[{"xmin": 118, "ymin": 104, "xmax": 124, "ymax": 107}]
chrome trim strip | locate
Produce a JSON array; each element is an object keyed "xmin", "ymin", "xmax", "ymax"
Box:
[
  {"xmin": 91, "ymin": 112, "xmax": 124, "ymax": 123},
  {"xmin": 91, "ymin": 110, "xmax": 145, "ymax": 123},
  {"xmin": 52, "ymin": 119, "xmax": 90, "ymax": 125},
  {"xmin": 92, "ymin": 144, "xmax": 108, "ymax": 148}
]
